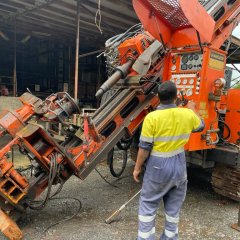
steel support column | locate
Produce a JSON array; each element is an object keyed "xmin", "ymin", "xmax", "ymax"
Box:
[
  {"xmin": 74, "ymin": 0, "xmax": 80, "ymax": 101},
  {"xmin": 13, "ymin": 20, "xmax": 17, "ymax": 97},
  {"xmin": 68, "ymin": 46, "xmax": 71, "ymax": 95}
]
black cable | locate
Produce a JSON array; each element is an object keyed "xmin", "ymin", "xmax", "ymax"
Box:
[
  {"xmin": 24, "ymin": 161, "xmax": 82, "ymax": 233},
  {"xmin": 218, "ymin": 119, "xmax": 231, "ymax": 142},
  {"xmin": 27, "ymin": 153, "xmax": 60, "ymax": 210},
  {"xmin": 18, "ymin": 166, "xmax": 32, "ymax": 173},
  {"xmin": 109, "ymin": 149, "xmax": 128, "ymax": 178},
  {"xmin": 11, "ymin": 151, "xmax": 82, "ymax": 234},
  {"xmin": 113, "ymin": 174, "xmax": 132, "ymax": 183},
  {"xmin": 50, "ymin": 179, "xmax": 65, "ymax": 198},
  {"xmin": 216, "ymin": 109, "xmax": 232, "ymax": 143},
  {"xmin": 95, "ymin": 167, "xmax": 119, "ymax": 188},
  {"xmin": 117, "ymin": 137, "xmax": 133, "ymax": 150},
  {"xmin": 43, "ymin": 197, "xmax": 82, "ymax": 233}
]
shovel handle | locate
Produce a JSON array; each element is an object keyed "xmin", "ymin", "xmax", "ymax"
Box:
[{"xmin": 105, "ymin": 209, "xmax": 121, "ymax": 224}]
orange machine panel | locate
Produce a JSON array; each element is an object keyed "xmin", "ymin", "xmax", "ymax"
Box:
[
  {"xmin": 164, "ymin": 46, "xmax": 226, "ymax": 151},
  {"xmin": 225, "ymin": 89, "xmax": 240, "ymax": 144}
]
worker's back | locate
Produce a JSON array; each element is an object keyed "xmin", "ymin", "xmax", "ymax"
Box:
[
  {"xmin": 141, "ymin": 105, "xmax": 201, "ymax": 154},
  {"xmin": 136, "ymin": 82, "xmax": 204, "ymax": 240}
]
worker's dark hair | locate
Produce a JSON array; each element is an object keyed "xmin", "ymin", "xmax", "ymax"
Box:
[{"xmin": 158, "ymin": 81, "xmax": 177, "ymax": 104}]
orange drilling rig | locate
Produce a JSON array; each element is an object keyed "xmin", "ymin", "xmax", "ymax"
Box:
[{"xmin": 0, "ymin": 0, "xmax": 239, "ymax": 239}]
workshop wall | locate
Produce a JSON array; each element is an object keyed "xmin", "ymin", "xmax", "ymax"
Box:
[{"xmin": 0, "ymin": 34, "xmax": 105, "ymax": 108}]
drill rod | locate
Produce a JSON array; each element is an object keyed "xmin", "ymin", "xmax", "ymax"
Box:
[{"xmin": 95, "ymin": 60, "xmax": 134, "ymax": 99}]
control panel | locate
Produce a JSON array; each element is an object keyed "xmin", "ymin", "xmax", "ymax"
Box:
[
  {"xmin": 171, "ymin": 73, "xmax": 201, "ymax": 97},
  {"xmin": 180, "ymin": 53, "xmax": 203, "ymax": 71},
  {"xmin": 169, "ymin": 52, "xmax": 203, "ymax": 101}
]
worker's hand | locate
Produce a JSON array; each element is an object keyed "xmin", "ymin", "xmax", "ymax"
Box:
[{"xmin": 133, "ymin": 168, "xmax": 141, "ymax": 183}]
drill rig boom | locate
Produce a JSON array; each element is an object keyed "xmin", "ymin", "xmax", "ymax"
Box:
[{"xmin": 0, "ymin": 0, "xmax": 239, "ymax": 239}]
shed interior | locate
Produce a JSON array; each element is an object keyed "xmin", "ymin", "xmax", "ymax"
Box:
[{"xmin": 0, "ymin": 0, "xmax": 239, "ymax": 107}]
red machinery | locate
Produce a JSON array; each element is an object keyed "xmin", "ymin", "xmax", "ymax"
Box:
[{"xmin": 0, "ymin": 0, "xmax": 239, "ymax": 239}]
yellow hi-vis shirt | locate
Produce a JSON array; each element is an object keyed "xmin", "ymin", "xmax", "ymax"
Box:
[{"xmin": 140, "ymin": 106, "xmax": 201, "ymax": 155}]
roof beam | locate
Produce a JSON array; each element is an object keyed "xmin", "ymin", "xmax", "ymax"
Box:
[
  {"xmin": 1, "ymin": 1, "xmax": 124, "ymax": 34},
  {"xmin": 2, "ymin": 0, "xmax": 58, "ymax": 22}
]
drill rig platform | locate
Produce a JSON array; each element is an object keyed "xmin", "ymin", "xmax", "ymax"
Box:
[{"xmin": 0, "ymin": 0, "xmax": 239, "ymax": 239}]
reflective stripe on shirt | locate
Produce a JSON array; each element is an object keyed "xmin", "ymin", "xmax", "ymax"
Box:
[
  {"xmin": 154, "ymin": 133, "xmax": 190, "ymax": 142},
  {"xmin": 140, "ymin": 135, "xmax": 153, "ymax": 143},
  {"xmin": 151, "ymin": 147, "xmax": 184, "ymax": 158},
  {"xmin": 140, "ymin": 104, "xmax": 202, "ymax": 152}
]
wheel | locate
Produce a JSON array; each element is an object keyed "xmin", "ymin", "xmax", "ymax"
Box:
[{"xmin": 108, "ymin": 147, "xmax": 128, "ymax": 178}]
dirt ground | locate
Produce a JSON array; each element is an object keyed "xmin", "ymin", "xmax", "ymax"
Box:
[
  {"xmin": 0, "ymin": 159, "xmax": 239, "ymax": 240},
  {"xmin": 0, "ymin": 144, "xmax": 239, "ymax": 240}
]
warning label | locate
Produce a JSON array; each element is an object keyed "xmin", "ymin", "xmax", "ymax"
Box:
[{"xmin": 209, "ymin": 51, "xmax": 225, "ymax": 70}]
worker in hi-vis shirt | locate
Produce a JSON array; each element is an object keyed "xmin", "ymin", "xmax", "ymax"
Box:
[{"xmin": 133, "ymin": 81, "xmax": 204, "ymax": 240}]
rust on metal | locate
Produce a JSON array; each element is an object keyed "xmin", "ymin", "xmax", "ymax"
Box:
[
  {"xmin": 212, "ymin": 164, "xmax": 240, "ymax": 201},
  {"xmin": 0, "ymin": 209, "xmax": 23, "ymax": 240}
]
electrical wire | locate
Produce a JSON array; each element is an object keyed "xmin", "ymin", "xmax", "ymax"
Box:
[
  {"xmin": 50, "ymin": 179, "xmax": 65, "ymax": 198},
  {"xmin": 14, "ymin": 152, "xmax": 82, "ymax": 233},
  {"xmin": 43, "ymin": 197, "xmax": 82, "ymax": 233},
  {"xmin": 27, "ymin": 153, "xmax": 61, "ymax": 210},
  {"xmin": 218, "ymin": 119, "xmax": 231, "ymax": 142},
  {"xmin": 21, "ymin": 157, "xmax": 82, "ymax": 233},
  {"xmin": 217, "ymin": 110, "xmax": 231, "ymax": 141},
  {"xmin": 104, "ymin": 23, "xmax": 143, "ymax": 76},
  {"xmin": 22, "ymin": 154, "xmax": 128, "ymax": 232},
  {"xmin": 105, "ymin": 23, "xmax": 143, "ymax": 47},
  {"xmin": 112, "ymin": 174, "xmax": 132, "ymax": 183},
  {"xmin": 214, "ymin": 107, "xmax": 232, "ymax": 145},
  {"xmin": 18, "ymin": 166, "xmax": 32, "ymax": 173},
  {"xmin": 95, "ymin": 167, "xmax": 119, "ymax": 188},
  {"xmin": 95, "ymin": 0, "xmax": 103, "ymax": 34}
]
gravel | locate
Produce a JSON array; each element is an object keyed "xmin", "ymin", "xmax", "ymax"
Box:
[{"xmin": 0, "ymin": 159, "xmax": 239, "ymax": 239}]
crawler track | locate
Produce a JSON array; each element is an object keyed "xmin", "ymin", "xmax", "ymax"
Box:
[{"xmin": 212, "ymin": 164, "xmax": 240, "ymax": 201}]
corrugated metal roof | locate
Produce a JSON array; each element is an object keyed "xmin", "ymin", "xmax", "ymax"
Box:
[
  {"xmin": 0, "ymin": 0, "xmax": 239, "ymax": 63},
  {"xmin": 226, "ymin": 36, "xmax": 240, "ymax": 64},
  {"xmin": 0, "ymin": 0, "xmax": 138, "ymax": 45}
]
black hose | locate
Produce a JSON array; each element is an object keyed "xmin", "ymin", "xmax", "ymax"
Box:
[
  {"xmin": 116, "ymin": 137, "xmax": 133, "ymax": 151},
  {"xmin": 95, "ymin": 167, "xmax": 119, "ymax": 188},
  {"xmin": 27, "ymin": 153, "xmax": 61, "ymax": 210},
  {"xmin": 108, "ymin": 148, "xmax": 128, "ymax": 178},
  {"xmin": 21, "ymin": 154, "xmax": 81, "ymax": 234},
  {"xmin": 43, "ymin": 197, "xmax": 82, "ymax": 233},
  {"xmin": 218, "ymin": 119, "xmax": 231, "ymax": 142}
]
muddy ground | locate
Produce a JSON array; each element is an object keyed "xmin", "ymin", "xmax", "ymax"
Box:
[{"xmin": 0, "ymin": 158, "xmax": 239, "ymax": 240}]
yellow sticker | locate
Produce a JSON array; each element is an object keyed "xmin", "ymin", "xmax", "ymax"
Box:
[
  {"xmin": 199, "ymin": 102, "xmax": 208, "ymax": 118},
  {"xmin": 199, "ymin": 102, "xmax": 207, "ymax": 110},
  {"xmin": 209, "ymin": 51, "xmax": 225, "ymax": 70}
]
